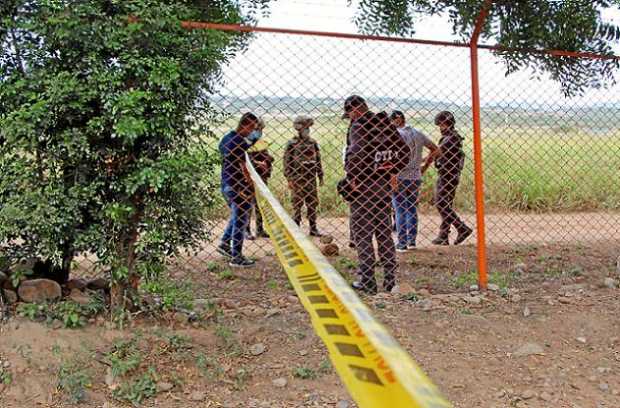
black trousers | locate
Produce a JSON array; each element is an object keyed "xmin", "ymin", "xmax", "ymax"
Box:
[
  {"xmin": 435, "ymin": 170, "xmax": 466, "ymax": 237},
  {"xmin": 350, "ymin": 181, "xmax": 396, "ymax": 289}
]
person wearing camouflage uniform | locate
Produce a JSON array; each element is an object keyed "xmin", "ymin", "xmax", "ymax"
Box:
[
  {"xmin": 247, "ymin": 138, "xmax": 274, "ymax": 238},
  {"xmin": 283, "ymin": 115, "xmax": 324, "ymax": 237}
]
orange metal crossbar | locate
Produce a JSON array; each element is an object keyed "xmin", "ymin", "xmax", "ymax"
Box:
[
  {"xmin": 181, "ymin": 21, "xmax": 471, "ymax": 48},
  {"xmin": 181, "ymin": 22, "xmax": 620, "ymax": 61}
]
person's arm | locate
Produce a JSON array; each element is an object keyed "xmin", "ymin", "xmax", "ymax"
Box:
[
  {"xmin": 283, "ymin": 142, "xmax": 294, "ymax": 187},
  {"xmin": 235, "ymin": 137, "xmax": 254, "ymax": 197},
  {"xmin": 392, "ymin": 127, "xmax": 410, "ymax": 175},
  {"xmin": 420, "ymin": 134, "xmax": 440, "ymax": 175},
  {"xmin": 344, "ymin": 121, "xmax": 367, "ymax": 182},
  {"xmin": 315, "ymin": 141, "xmax": 324, "ymax": 186}
]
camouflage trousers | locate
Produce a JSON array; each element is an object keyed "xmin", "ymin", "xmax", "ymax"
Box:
[{"xmin": 290, "ymin": 180, "xmax": 318, "ymax": 229}]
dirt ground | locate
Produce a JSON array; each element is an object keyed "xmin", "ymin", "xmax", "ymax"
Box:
[{"xmin": 1, "ymin": 213, "xmax": 620, "ymax": 408}]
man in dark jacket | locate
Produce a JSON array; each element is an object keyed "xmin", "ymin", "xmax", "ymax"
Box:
[
  {"xmin": 432, "ymin": 111, "xmax": 472, "ymax": 245},
  {"xmin": 218, "ymin": 112, "xmax": 260, "ymax": 267},
  {"xmin": 343, "ymin": 95, "xmax": 409, "ymax": 294}
]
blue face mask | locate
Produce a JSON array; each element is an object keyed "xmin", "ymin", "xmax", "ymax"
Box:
[
  {"xmin": 244, "ymin": 130, "xmax": 261, "ymax": 145},
  {"xmin": 247, "ymin": 130, "xmax": 262, "ymax": 143}
]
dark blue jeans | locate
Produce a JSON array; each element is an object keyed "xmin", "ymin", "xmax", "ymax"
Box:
[
  {"xmin": 221, "ymin": 186, "xmax": 252, "ymax": 258},
  {"xmin": 391, "ymin": 179, "xmax": 421, "ymax": 247}
]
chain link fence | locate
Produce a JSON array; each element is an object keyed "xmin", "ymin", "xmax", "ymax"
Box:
[{"xmin": 194, "ymin": 27, "xmax": 620, "ymax": 268}]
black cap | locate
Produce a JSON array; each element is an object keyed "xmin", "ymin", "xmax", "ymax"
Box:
[
  {"xmin": 390, "ymin": 110, "xmax": 405, "ymax": 121},
  {"xmin": 342, "ymin": 95, "xmax": 367, "ymax": 119}
]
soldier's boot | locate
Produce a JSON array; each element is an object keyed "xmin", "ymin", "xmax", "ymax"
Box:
[
  {"xmin": 432, "ymin": 221, "xmax": 450, "ymax": 246},
  {"xmin": 309, "ymin": 222, "xmax": 323, "ymax": 237},
  {"xmin": 454, "ymin": 224, "xmax": 473, "ymax": 245},
  {"xmin": 352, "ymin": 280, "xmax": 378, "ymax": 295},
  {"xmin": 244, "ymin": 224, "xmax": 255, "ymax": 241}
]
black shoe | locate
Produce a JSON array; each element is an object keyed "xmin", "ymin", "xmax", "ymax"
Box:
[
  {"xmin": 383, "ymin": 280, "xmax": 396, "ymax": 293},
  {"xmin": 351, "ymin": 281, "xmax": 377, "ymax": 295},
  {"xmin": 395, "ymin": 244, "xmax": 408, "ymax": 253},
  {"xmin": 256, "ymin": 230, "xmax": 269, "ymax": 238},
  {"xmin": 245, "ymin": 233, "xmax": 255, "ymax": 241},
  {"xmin": 229, "ymin": 256, "xmax": 255, "ymax": 268},
  {"xmin": 217, "ymin": 243, "xmax": 233, "ymax": 258},
  {"xmin": 431, "ymin": 236, "xmax": 449, "ymax": 246},
  {"xmin": 309, "ymin": 229, "xmax": 323, "ymax": 237},
  {"xmin": 454, "ymin": 226, "xmax": 473, "ymax": 245},
  {"xmin": 348, "ymin": 241, "xmax": 355, "ymax": 249}
]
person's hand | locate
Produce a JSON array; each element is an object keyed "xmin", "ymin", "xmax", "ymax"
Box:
[
  {"xmin": 350, "ymin": 178, "xmax": 358, "ymax": 191},
  {"xmin": 288, "ymin": 180, "xmax": 295, "ymax": 190},
  {"xmin": 390, "ymin": 175, "xmax": 398, "ymax": 192}
]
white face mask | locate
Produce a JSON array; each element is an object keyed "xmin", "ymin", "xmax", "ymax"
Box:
[{"xmin": 300, "ymin": 128, "xmax": 310, "ymax": 138}]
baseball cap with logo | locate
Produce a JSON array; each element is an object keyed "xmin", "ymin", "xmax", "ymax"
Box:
[{"xmin": 341, "ymin": 95, "xmax": 367, "ymax": 119}]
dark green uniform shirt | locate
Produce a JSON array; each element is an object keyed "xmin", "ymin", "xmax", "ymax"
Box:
[{"xmin": 283, "ymin": 137, "xmax": 324, "ymax": 183}]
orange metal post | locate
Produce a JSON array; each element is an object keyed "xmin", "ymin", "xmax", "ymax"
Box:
[{"xmin": 470, "ymin": 0, "xmax": 493, "ymax": 290}]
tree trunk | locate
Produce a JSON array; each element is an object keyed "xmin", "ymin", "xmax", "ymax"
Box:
[{"xmin": 110, "ymin": 201, "xmax": 143, "ymax": 310}]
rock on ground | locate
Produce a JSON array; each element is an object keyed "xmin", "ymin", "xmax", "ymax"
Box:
[
  {"xmin": 17, "ymin": 279, "xmax": 61, "ymax": 303},
  {"xmin": 190, "ymin": 391, "xmax": 206, "ymax": 401},
  {"xmin": 319, "ymin": 235, "xmax": 334, "ymax": 244},
  {"xmin": 320, "ymin": 243, "xmax": 339, "ymax": 257},
  {"xmin": 250, "ymin": 343, "xmax": 266, "ymax": 356},
  {"xmin": 87, "ymin": 277, "xmax": 109, "ymax": 291},
  {"xmin": 272, "ymin": 378, "xmax": 287, "ymax": 388},
  {"xmin": 2, "ymin": 289, "xmax": 18, "ymax": 304},
  {"xmin": 65, "ymin": 278, "xmax": 88, "ymax": 290},
  {"xmin": 513, "ymin": 343, "xmax": 545, "ymax": 357},
  {"xmin": 603, "ymin": 277, "xmax": 617, "ymax": 289},
  {"xmin": 68, "ymin": 289, "xmax": 91, "ymax": 306}
]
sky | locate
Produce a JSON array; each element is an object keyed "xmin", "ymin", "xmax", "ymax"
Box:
[{"xmin": 217, "ymin": 0, "xmax": 620, "ymax": 107}]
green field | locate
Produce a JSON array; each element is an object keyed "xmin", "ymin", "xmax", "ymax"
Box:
[{"xmin": 206, "ymin": 115, "xmax": 620, "ymax": 217}]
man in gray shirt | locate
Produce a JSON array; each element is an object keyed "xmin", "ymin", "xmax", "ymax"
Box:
[{"xmin": 390, "ymin": 111, "xmax": 439, "ymax": 251}]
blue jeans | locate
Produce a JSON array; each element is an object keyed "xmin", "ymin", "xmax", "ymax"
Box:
[
  {"xmin": 221, "ymin": 186, "xmax": 252, "ymax": 258},
  {"xmin": 391, "ymin": 179, "xmax": 421, "ymax": 247}
]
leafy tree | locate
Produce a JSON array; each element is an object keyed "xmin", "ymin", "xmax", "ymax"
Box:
[
  {"xmin": 350, "ymin": 0, "xmax": 620, "ymax": 96},
  {"xmin": 0, "ymin": 0, "xmax": 268, "ymax": 307}
]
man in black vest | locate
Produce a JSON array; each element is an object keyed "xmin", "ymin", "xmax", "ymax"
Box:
[{"xmin": 343, "ymin": 95, "xmax": 409, "ymax": 294}]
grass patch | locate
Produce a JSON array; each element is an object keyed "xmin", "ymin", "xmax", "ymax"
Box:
[
  {"xmin": 113, "ymin": 368, "xmax": 157, "ymax": 406},
  {"xmin": 0, "ymin": 365, "xmax": 12, "ymax": 385},
  {"xmin": 293, "ymin": 366, "xmax": 317, "ymax": 380},
  {"xmin": 208, "ymin": 116, "xmax": 620, "ymax": 215},
  {"xmin": 105, "ymin": 338, "xmax": 143, "ymax": 377},
  {"xmin": 452, "ymin": 270, "xmax": 478, "ymax": 288},
  {"xmin": 218, "ymin": 269, "xmax": 235, "ymax": 280},
  {"xmin": 215, "ymin": 324, "xmax": 241, "ymax": 356},
  {"xmin": 140, "ymin": 276, "xmax": 194, "ymax": 311},
  {"xmin": 16, "ymin": 295, "xmax": 105, "ymax": 328},
  {"xmin": 57, "ymin": 356, "xmax": 93, "ymax": 404},
  {"xmin": 453, "ymin": 270, "xmax": 517, "ymax": 289},
  {"xmin": 196, "ymin": 353, "xmax": 224, "ymax": 380}
]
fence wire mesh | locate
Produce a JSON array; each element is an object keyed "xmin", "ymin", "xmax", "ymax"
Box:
[{"xmin": 194, "ymin": 28, "xmax": 620, "ymax": 270}]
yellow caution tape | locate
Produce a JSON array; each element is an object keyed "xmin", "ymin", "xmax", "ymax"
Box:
[{"xmin": 246, "ymin": 157, "xmax": 452, "ymax": 408}]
